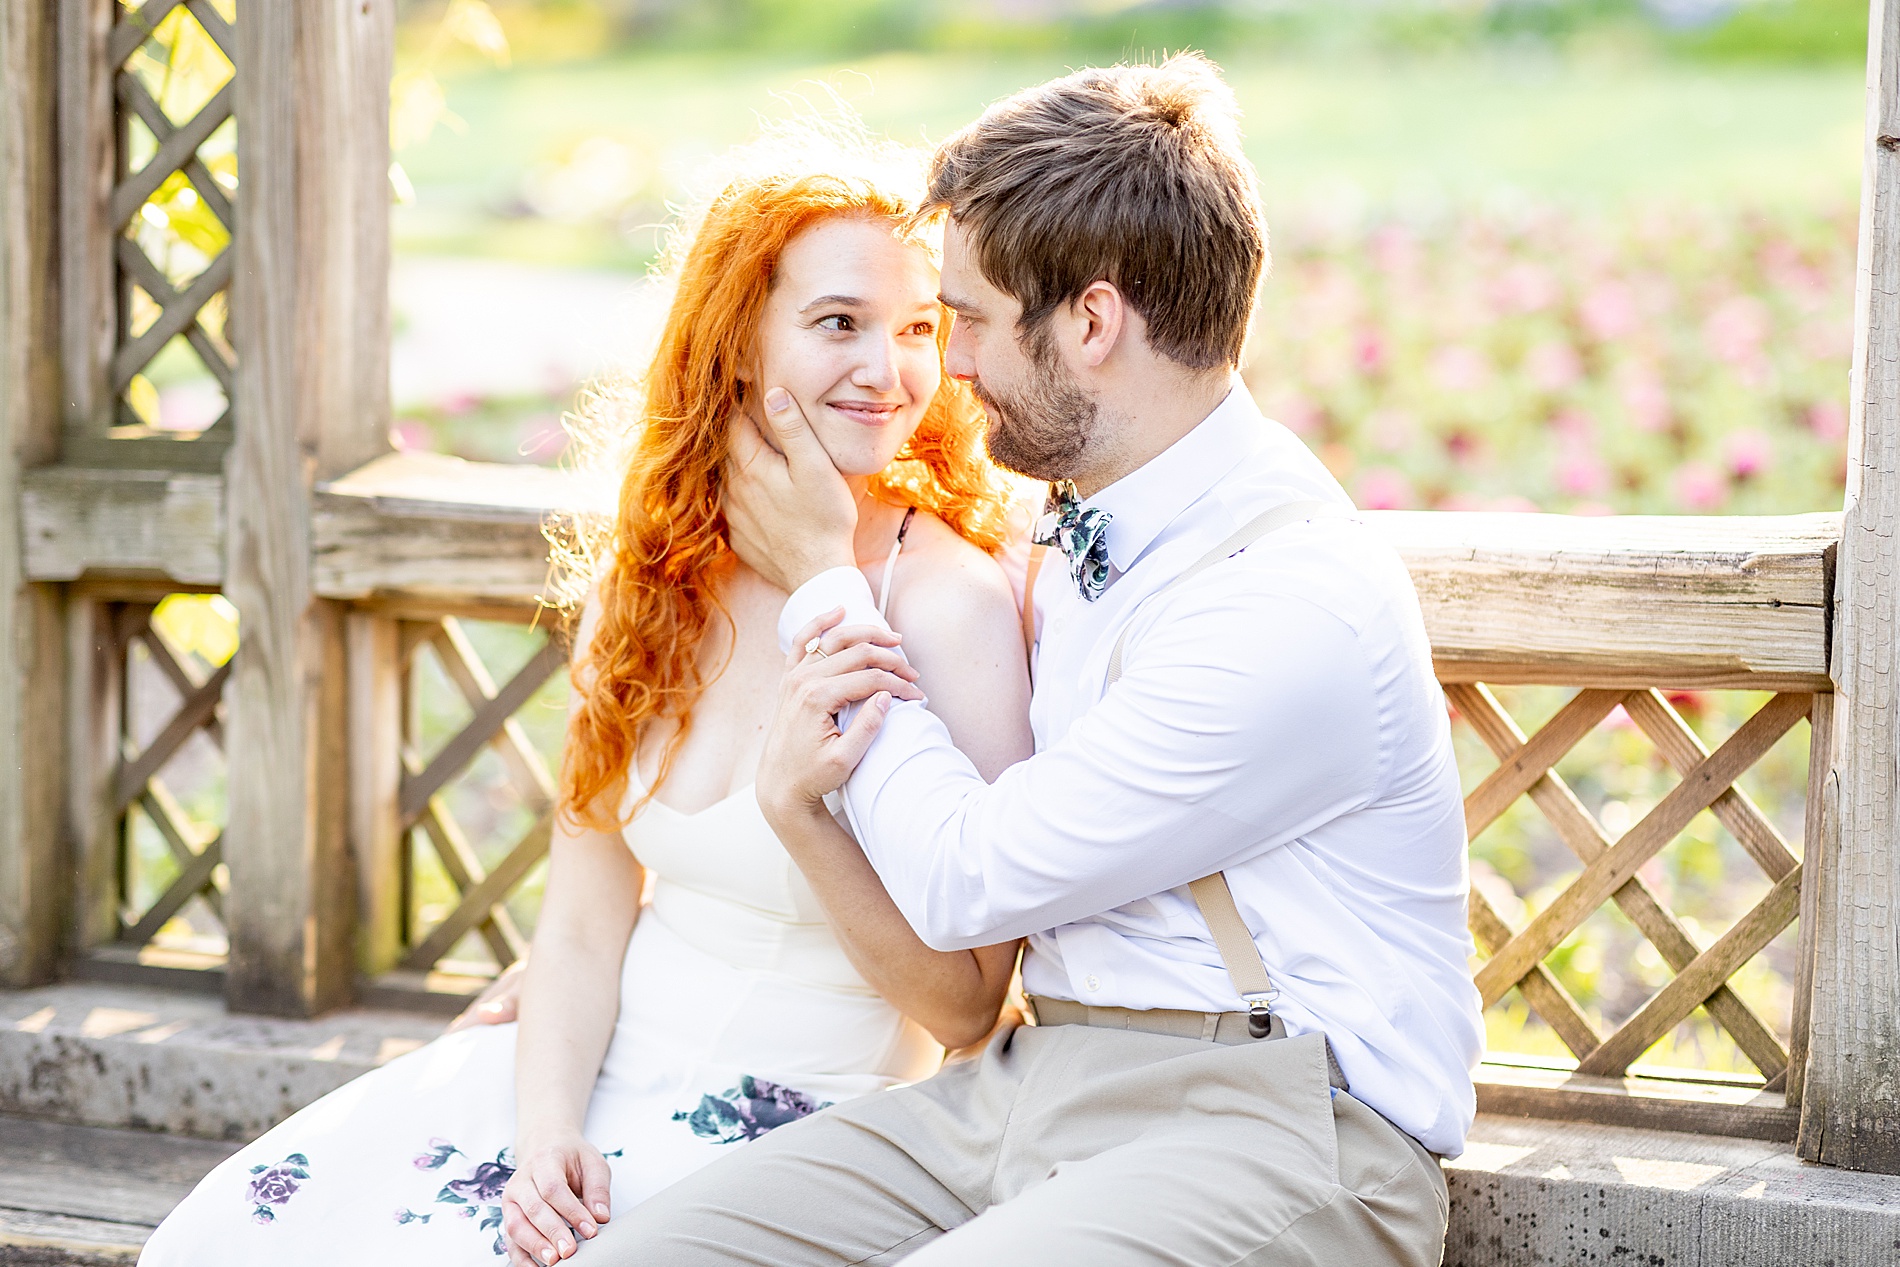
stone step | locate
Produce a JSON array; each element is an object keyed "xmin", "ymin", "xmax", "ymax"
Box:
[
  {"xmin": 1447, "ymin": 1113, "xmax": 1900, "ymax": 1267},
  {"xmin": 0, "ymin": 980, "xmax": 446, "ymax": 1140},
  {"xmin": 0, "ymin": 1115, "xmax": 236, "ymax": 1265},
  {"xmin": 5, "ymin": 1109, "xmax": 1894, "ymax": 1267},
  {"xmin": 5, "ymin": 982, "xmax": 1898, "ymax": 1265}
]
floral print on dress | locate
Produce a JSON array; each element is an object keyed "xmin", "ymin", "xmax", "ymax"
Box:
[
  {"xmin": 426, "ymin": 1146, "xmax": 514, "ymax": 1256},
  {"xmin": 1035, "ymin": 480, "xmax": 1113, "ymax": 602},
  {"xmin": 673, "ymin": 1075, "xmax": 832, "ymax": 1145},
  {"xmin": 398, "ymin": 1137, "xmax": 624, "ymax": 1258},
  {"xmin": 412, "ymin": 1138, "xmax": 461, "ymax": 1170},
  {"xmin": 245, "ymin": 1153, "xmax": 309, "ymax": 1224}
]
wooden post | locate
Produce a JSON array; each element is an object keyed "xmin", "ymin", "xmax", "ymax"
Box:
[
  {"xmin": 54, "ymin": 0, "xmax": 111, "ymax": 456},
  {"xmin": 64, "ymin": 592, "xmax": 122, "ymax": 952},
  {"xmin": 1801, "ymin": 0, "xmax": 1900, "ymax": 1174},
  {"xmin": 223, "ymin": 0, "xmax": 394, "ymax": 1015},
  {"xmin": 0, "ymin": 0, "xmax": 66, "ymax": 986},
  {"xmin": 348, "ymin": 611, "xmax": 405, "ymax": 977}
]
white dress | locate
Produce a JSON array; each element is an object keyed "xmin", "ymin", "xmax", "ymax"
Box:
[{"xmin": 138, "ymin": 777, "xmax": 944, "ymax": 1264}]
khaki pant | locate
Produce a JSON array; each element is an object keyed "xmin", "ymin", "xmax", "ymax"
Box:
[{"xmin": 587, "ymin": 1021, "xmax": 1448, "ymax": 1265}]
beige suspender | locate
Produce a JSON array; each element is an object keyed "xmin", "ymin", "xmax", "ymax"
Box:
[
  {"xmin": 1020, "ymin": 543, "xmax": 1048, "ymax": 677},
  {"xmin": 1103, "ymin": 498, "xmax": 1352, "ymax": 1035}
]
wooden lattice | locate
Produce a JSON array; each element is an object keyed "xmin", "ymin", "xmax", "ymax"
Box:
[
  {"xmin": 396, "ymin": 617, "xmax": 567, "ymax": 974},
  {"xmin": 1455, "ymin": 683, "xmax": 1813, "ymax": 1083},
  {"xmin": 107, "ymin": 0, "xmax": 236, "ymax": 449},
  {"xmin": 110, "ymin": 600, "xmax": 231, "ymax": 950}
]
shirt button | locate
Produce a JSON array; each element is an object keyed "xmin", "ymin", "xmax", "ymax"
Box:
[{"xmin": 1085, "ymin": 974, "xmax": 1101, "ymax": 992}]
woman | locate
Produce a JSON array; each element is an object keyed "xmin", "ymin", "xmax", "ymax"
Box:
[{"xmin": 139, "ymin": 135, "xmax": 1033, "ymax": 1267}]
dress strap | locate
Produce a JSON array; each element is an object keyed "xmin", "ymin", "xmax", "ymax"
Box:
[{"xmin": 876, "ymin": 507, "xmax": 917, "ymax": 619}]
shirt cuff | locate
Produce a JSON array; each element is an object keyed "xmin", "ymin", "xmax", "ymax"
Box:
[{"xmin": 776, "ymin": 566, "xmax": 887, "ymax": 654}]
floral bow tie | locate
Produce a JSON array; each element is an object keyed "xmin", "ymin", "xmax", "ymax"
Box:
[{"xmin": 1034, "ymin": 480, "xmax": 1113, "ymax": 602}]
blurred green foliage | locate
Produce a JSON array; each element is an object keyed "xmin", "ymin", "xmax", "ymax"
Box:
[{"xmin": 398, "ymin": 0, "xmax": 1871, "ymax": 66}]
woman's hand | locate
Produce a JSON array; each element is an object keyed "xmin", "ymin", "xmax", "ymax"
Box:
[
  {"xmin": 445, "ymin": 959, "xmax": 525, "ymax": 1032},
  {"xmin": 501, "ymin": 1132, "xmax": 611, "ymax": 1266},
  {"xmin": 756, "ymin": 608, "xmax": 924, "ymax": 824}
]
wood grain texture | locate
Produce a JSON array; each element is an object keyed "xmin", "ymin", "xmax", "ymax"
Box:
[
  {"xmin": 55, "ymin": 0, "xmax": 112, "ymax": 448},
  {"xmin": 1624, "ymin": 689, "xmax": 1799, "ymax": 882},
  {"xmin": 1576, "ymin": 865, "xmax": 1803, "ymax": 1078},
  {"xmin": 222, "ymin": 0, "xmax": 394, "ymax": 1017},
  {"xmin": 1786, "ymin": 691, "xmax": 1836, "ymax": 1110},
  {"xmin": 62, "ymin": 597, "xmax": 120, "ymax": 951},
  {"xmin": 297, "ymin": 0, "xmax": 394, "ymax": 480},
  {"xmin": 1474, "ymin": 1063, "xmax": 1798, "ymax": 1143},
  {"xmin": 1468, "ymin": 885, "xmax": 1602, "ymax": 1059},
  {"xmin": 313, "ymin": 454, "xmax": 1838, "ymax": 689},
  {"xmin": 312, "ymin": 451, "xmax": 610, "ymax": 605},
  {"xmin": 19, "ymin": 467, "xmax": 224, "ymax": 584},
  {"xmin": 1802, "ymin": 0, "xmax": 1900, "ymax": 1174},
  {"xmin": 347, "ymin": 611, "xmax": 404, "ymax": 977},
  {"xmin": 1, "ymin": 0, "xmax": 69, "ymax": 986},
  {"xmin": 1382, "ymin": 509, "xmax": 1839, "ymax": 690},
  {"xmin": 1451, "ymin": 683, "xmax": 1791, "ymax": 1079},
  {"xmin": 1473, "ymin": 692, "xmax": 1810, "ymax": 1007}
]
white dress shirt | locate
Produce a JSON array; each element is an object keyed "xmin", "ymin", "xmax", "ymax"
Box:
[{"xmin": 778, "ymin": 384, "xmax": 1485, "ymax": 1157}]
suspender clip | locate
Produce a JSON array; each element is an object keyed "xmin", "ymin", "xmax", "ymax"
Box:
[{"xmin": 1244, "ymin": 992, "xmax": 1275, "ymax": 1039}]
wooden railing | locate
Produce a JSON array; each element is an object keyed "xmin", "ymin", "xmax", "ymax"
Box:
[{"xmin": 16, "ymin": 454, "xmax": 1842, "ymax": 1136}]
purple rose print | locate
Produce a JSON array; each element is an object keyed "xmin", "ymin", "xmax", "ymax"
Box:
[
  {"xmin": 673, "ymin": 1075, "xmax": 831, "ymax": 1145},
  {"xmin": 398, "ymin": 1137, "xmax": 620, "ymax": 1258},
  {"xmin": 413, "ymin": 1137, "xmax": 461, "ymax": 1170},
  {"xmin": 244, "ymin": 1152, "xmax": 310, "ymax": 1224},
  {"xmin": 437, "ymin": 1153, "xmax": 514, "ymax": 1205}
]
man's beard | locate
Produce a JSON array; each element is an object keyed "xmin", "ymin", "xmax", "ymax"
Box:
[{"xmin": 968, "ymin": 326, "xmax": 1098, "ymax": 481}]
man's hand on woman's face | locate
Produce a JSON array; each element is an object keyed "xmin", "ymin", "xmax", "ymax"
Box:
[
  {"xmin": 724, "ymin": 388, "xmax": 859, "ymax": 594},
  {"xmin": 755, "ymin": 608, "xmax": 923, "ymax": 829}
]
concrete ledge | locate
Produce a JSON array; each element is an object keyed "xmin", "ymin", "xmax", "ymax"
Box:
[
  {"xmin": 1447, "ymin": 1114, "xmax": 1900, "ymax": 1266},
  {"xmin": 0, "ymin": 1206, "xmax": 150, "ymax": 1267},
  {"xmin": 7, "ymin": 983, "xmax": 1898, "ymax": 1265},
  {"xmin": 0, "ymin": 981, "xmax": 444, "ymax": 1140}
]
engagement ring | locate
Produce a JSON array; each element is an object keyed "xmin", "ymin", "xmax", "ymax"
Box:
[{"xmin": 804, "ymin": 637, "xmax": 828, "ymax": 659}]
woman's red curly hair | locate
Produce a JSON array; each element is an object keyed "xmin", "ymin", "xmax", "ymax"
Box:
[{"xmin": 559, "ymin": 157, "xmax": 1014, "ymax": 831}]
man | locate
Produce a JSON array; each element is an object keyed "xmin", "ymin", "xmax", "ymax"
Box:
[{"xmin": 594, "ymin": 53, "xmax": 1482, "ymax": 1264}]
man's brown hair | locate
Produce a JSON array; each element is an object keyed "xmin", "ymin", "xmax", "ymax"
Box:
[{"xmin": 924, "ymin": 53, "xmax": 1266, "ymax": 371}]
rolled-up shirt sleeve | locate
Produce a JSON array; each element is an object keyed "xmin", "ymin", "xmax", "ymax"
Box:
[{"xmin": 777, "ymin": 566, "xmax": 1386, "ymax": 952}]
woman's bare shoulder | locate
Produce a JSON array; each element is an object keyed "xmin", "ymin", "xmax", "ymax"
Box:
[
  {"xmin": 885, "ymin": 513, "xmax": 1021, "ymax": 662},
  {"xmin": 894, "ymin": 513, "xmax": 1014, "ymax": 604}
]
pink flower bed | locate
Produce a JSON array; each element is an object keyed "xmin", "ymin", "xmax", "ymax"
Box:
[{"xmin": 1246, "ymin": 201, "xmax": 1856, "ymax": 516}]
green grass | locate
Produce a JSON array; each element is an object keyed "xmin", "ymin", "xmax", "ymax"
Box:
[{"xmin": 395, "ymin": 47, "xmax": 1864, "ymax": 271}]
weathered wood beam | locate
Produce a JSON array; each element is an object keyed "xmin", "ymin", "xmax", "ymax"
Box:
[
  {"xmin": 312, "ymin": 451, "xmax": 608, "ymax": 608},
  {"xmin": 223, "ymin": 0, "xmax": 395, "ymax": 1016},
  {"xmin": 0, "ymin": 0, "xmax": 67, "ymax": 986},
  {"xmin": 19, "ymin": 467, "xmax": 223, "ymax": 584},
  {"xmin": 1801, "ymin": 0, "xmax": 1900, "ymax": 1176},
  {"xmin": 310, "ymin": 452, "xmax": 1838, "ymax": 688},
  {"xmin": 1389, "ymin": 510, "xmax": 1838, "ymax": 691}
]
